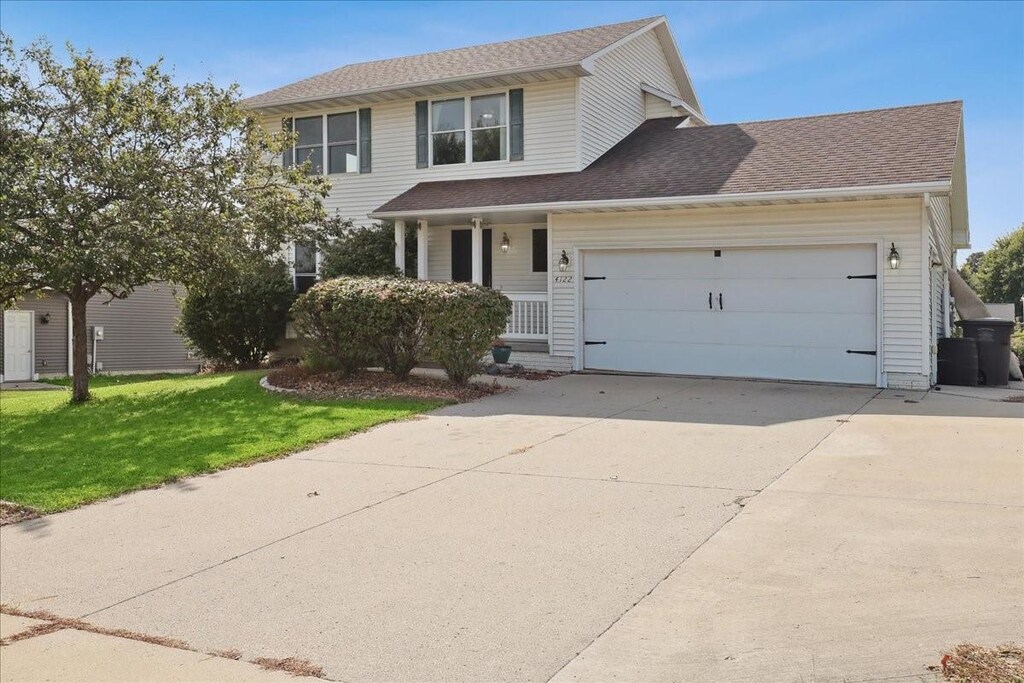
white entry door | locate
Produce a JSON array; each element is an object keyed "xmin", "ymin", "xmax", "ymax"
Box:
[
  {"xmin": 3, "ymin": 310, "xmax": 34, "ymax": 381},
  {"xmin": 582, "ymin": 244, "xmax": 878, "ymax": 385}
]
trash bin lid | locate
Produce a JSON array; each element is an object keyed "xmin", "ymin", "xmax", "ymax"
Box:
[{"xmin": 955, "ymin": 317, "xmax": 1016, "ymax": 327}]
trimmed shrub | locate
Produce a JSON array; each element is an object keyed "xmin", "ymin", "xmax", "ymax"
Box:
[
  {"xmin": 423, "ymin": 282, "xmax": 512, "ymax": 385},
  {"xmin": 177, "ymin": 260, "xmax": 294, "ymax": 368},
  {"xmin": 364, "ymin": 278, "xmax": 432, "ymax": 380},
  {"xmin": 319, "ymin": 222, "xmax": 417, "ymax": 278},
  {"xmin": 290, "ymin": 278, "xmax": 379, "ymax": 377},
  {"xmin": 1012, "ymin": 329, "xmax": 1024, "ymax": 369},
  {"xmin": 291, "ymin": 277, "xmax": 512, "ymax": 384}
]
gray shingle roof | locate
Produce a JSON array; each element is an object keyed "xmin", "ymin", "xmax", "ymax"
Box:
[
  {"xmin": 241, "ymin": 17, "xmax": 658, "ymax": 109},
  {"xmin": 374, "ymin": 101, "xmax": 963, "ymax": 214}
]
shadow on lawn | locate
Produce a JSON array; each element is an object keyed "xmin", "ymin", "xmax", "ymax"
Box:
[{"xmin": 1, "ymin": 373, "xmax": 428, "ymax": 518}]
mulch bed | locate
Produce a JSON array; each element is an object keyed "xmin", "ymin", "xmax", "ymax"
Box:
[
  {"xmin": 0, "ymin": 501, "xmax": 39, "ymax": 526},
  {"xmin": 266, "ymin": 366, "xmax": 508, "ymax": 403}
]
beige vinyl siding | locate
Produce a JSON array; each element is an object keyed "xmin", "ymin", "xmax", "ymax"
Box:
[
  {"xmin": 266, "ymin": 79, "xmax": 578, "ymax": 225},
  {"xmin": 644, "ymin": 92, "xmax": 681, "ymax": 120},
  {"xmin": 85, "ymin": 284, "xmax": 199, "ymax": 373},
  {"xmin": 928, "ymin": 194, "xmax": 953, "ymax": 269},
  {"xmin": 1, "ymin": 294, "xmax": 69, "ymax": 376},
  {"xmin": 579, "ymin": 28, "xmax": 680, "ymax": 167},
  {"xmin": 549, "ymin": 198, "xmax": 928, "ymax": 385},
  {"xmin": 425, "ymin": 223, "xmax": 547, "ymax": 292}
]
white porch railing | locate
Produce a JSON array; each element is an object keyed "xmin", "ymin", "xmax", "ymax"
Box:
[{"xmin": 503, "ymin": 292, "xmax": 549, "ymax": 340}]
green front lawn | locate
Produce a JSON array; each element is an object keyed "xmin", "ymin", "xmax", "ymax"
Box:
[{"xmin": 0, "ymin": 371, "xmax": 441, "ymax": 513}]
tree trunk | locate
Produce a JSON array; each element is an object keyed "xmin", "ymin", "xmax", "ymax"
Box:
[{"xmin": 70, "ymin": 288, "xmax": 91, "ymax": 403}]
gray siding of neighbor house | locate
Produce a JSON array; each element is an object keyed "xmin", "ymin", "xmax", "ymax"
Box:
[
  {"xmin": 1, "ymin": 293, "xmax": 70, "ymax": 376},
  {"xmin": 85, "ymin": 284, "xmax": 199, "ymax": 373}
]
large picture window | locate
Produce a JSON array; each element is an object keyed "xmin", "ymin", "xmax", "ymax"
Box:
[
  {"xmin": 284, "ymin": 111, "xmax": 363, "ymax": 175},
  {"xmin": 429, "ymin": 93, "xmax": 507, "ymax": 166},
  {"xmin": 327, "ymin": 112, "xmax": 358, "ymax": 174},
  {"xmin": 431, "ymin": 98, "xmax": 466, "ymax": 165},
  {"xmin": 293, "ymin": 116, "xmax": 323, "ymax": 174}
]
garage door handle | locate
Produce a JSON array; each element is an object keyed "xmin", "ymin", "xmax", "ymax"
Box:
[
  {"xmin": 718, "ymin": 293, "xmax": 723, "ymax": 310},
  {"xmin": 708, "ymin": 292, "xmax": 712, "ymax": 310}
]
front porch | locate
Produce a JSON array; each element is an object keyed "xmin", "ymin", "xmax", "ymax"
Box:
[{"xmin": 393, "ymin": 219, "xmax": 552, "ymax": 346}]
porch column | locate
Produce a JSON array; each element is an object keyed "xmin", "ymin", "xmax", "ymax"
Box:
[
  {"xmin": 417, "ymin": 220, "xmax": 429, "ymax": 280},
  {"xmin": 394, "ymin": 220, "xmax": 406, "ymax": 275},
  {"xmin": 471, "ymin": 217, "xmax": 483, "ymax": 285}
]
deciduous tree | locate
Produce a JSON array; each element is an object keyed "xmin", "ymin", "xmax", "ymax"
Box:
[{"xmin": 0, "ymin": 36, "xmax": 339, "ymax": 401}]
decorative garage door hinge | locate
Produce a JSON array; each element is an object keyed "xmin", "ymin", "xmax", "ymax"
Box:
[
  {"xmin": 846, "ymin": 274, "xmax": 877, "ymax": 279},
  {"xmin": 584, "ymin": 341, "xmax": 607, "ymax": 345},
  {"xmin": 584, "ymin": 276, "xmax": 606, "ymax": 281},
  {"xmin": 846, "ymin": 349, "xmax": 877, "ymax": 355}
]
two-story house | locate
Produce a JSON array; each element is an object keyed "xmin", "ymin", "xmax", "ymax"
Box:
[{"xmin": 241, "ymin": 16, "xmax": 969, "ymax": 390}]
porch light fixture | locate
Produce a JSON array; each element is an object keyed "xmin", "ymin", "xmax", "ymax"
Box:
[
  {"xmin": 500, "ymin": 232, "xmax": 511, "ymax": 253},
  {"xmin": 558, "ymin": 250, "xmax": 570, "ymax": 272},
  {"xmin": 40, "ymin": 312, "xmax": 51, "ymax": 325},
  {"xmin": 888, "ymin": 242, "xmax": 901, "ymax": 270}
]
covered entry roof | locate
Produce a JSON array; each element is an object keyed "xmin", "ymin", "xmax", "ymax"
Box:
[{"xmin": 372, "ymin": 101, "xmax": 967, "ymax": 235}]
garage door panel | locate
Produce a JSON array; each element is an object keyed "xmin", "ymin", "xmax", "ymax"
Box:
[
  {"xmin": 720, "ymin": 245, "xmax": 876, "ymax": 278},
  {"xmin": 582, "ymin": 245, "xmax": 877, "ymax": 385},
  {"xmin": 722, "ymin": 279, "xmax": 876, "ymax": 315},
  {"xmin": 586, "ymin": 250, "xmax": 718, "ymax": 278},
  {"xmin": 716, "ymin": 312, "xmax": 877, "ymax": 350},
  {"xmin": 585, "ymin": 279, "xmax": 718, "ymax": 312},
  {"xmin": 584, "ymin": 309, "xmax": 717, "ymax": 345}
]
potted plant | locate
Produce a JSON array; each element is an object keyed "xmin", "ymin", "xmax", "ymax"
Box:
[{"xmin": 490, "ymin": 337, "xmax": 512, "ymax": 364}]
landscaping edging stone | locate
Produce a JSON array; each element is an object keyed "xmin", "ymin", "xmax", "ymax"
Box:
[{"xmin": 259, "ymin": 375, "xmax": 299, "ymax": 394}]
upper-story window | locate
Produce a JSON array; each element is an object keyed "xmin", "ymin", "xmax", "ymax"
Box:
[
  {"xmin": 430, "ymin": 93, "xmax": 507, "ymax": 166},
  {"xmin": 284, "ymin": 111, "xmax": 362, "ymax": 175}
]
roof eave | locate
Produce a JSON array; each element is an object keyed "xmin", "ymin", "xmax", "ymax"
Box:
[
  {"xmin": 240, "ymin": 62, "xmax": 590, "ymax": 113},
  {"xmin": 370, "ymin": 181, "xmax": 953, "ymax": 220}
]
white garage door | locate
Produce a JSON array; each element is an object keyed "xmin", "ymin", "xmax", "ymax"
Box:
[{"xmin": 582, "ymin": 245, "xmax": 878, "ymax": 385}]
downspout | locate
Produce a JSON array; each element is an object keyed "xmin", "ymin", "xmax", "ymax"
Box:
[{"xmin": 921, "ymin": 193, "xmax": 932, "ymax": 383}]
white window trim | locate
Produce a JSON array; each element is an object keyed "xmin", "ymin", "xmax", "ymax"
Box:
[
  {"xmin": 428, "ymin": 91, "xmax": 510, "ymax": 168},
  {"xmin": 286, "ymin": 110, "xmax": 362, "ymax": 177}
]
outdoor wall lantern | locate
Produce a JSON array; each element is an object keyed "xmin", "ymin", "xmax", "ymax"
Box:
[
  {"xmin": 39, "ymin": 312, "xmax": 51, "ymax": 325},
  {"xmin": 500, "ymin": 232, "xmax": 511, "ymax": 253},
  {"xmin": 558, "ymin": 250, "xmax": 570, "ymax": 272},
  {"xmin": 888, "ymin": 242, "xmax": 901, "ymax": 270}
]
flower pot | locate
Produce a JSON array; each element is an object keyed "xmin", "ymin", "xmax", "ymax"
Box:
[{"xmin": 491, "ymin": 345, "xmax": 512, "ymax": 364}]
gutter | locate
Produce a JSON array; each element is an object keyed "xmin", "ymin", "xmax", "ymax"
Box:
[{"xmin": 370, "ymin": 181, "xmax": 952, "ymax": 220}]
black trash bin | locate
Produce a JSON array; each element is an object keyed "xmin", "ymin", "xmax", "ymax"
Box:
[
  {"xmin": 937, "ymin": 337, "xmax": 979, "ymax": 386},
  {"xmin": 955, "ymin": 318, "xmax": 1016, "ymax": 386}
]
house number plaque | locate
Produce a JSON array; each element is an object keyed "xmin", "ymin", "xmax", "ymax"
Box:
[{"xmin": 554, "ymin": 275, "xmax": 574, "ymax": 284}]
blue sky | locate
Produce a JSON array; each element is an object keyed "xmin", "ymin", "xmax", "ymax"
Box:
[{"xmin": 2, "ymin": 0, "xmax": 1021, "ymax": 253}]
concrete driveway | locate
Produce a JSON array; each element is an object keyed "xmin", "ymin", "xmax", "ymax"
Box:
[{"xmin": 1, "ymin": 375, "xmax": 1021, "ymax": 682}]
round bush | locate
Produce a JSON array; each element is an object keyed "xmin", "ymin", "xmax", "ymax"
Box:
[
  {"xmin": 290, "ymin": 278, "xmax": 381, "ymax": 377},
  {"xmin": 423, "ymin": 282, "xmax": 511, "ymax": 385},
  {"xmin": 177, "ymin": 260, "xmax": 294, "ymax": 368}
]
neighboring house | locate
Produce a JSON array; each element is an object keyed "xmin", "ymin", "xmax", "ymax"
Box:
[
  {"xmin": 242, "ymin": 16, "xmax": 969, "ymax": 390},
  {"xmin": 1, "ymin": 285, "xmax": 200, "ymax": 382}
]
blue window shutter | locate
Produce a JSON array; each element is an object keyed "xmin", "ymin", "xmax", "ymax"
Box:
[
  {"xmin": 509, "ymin": 89, "xmax": 524, "ymax": 161},
  {"xmin": 415, "ymin": 101, "xmax": 428, "ymax": 168},
  {"xmin": 358, "ymin": 108, "xmax": 372, "ymax": 173}
]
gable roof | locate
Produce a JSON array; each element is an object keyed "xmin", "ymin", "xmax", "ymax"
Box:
[
  {"xmin": 373, "ymin": 101, "xmax": 964, "ymax": 215},
  {"xmin": 242, "ymin": 17, "xmax": 660, "ymax": 110}
]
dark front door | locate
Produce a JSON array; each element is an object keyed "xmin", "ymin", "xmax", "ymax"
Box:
[{"xmin": 451, "ymin": 229, "xmax": 492, "ymax": 287}]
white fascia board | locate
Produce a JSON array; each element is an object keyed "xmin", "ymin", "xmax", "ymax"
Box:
[
  {"xmin": 641, "ymin": 83, "xmax": 709, "ymax": 124},
  {"xmin": 370, "ymin": 181, "xmax": 952, "ymax": 220},
  {"xmin": 652, "ymin": 20, "xmax": 706, "ymax": 118},
  {"xmin": 241, "ymin": 62, "xmax": 588, "ymax": 112},
  {"xmin": 580, "ymin": 17, "xmax": 667, "ymax": 71}
]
